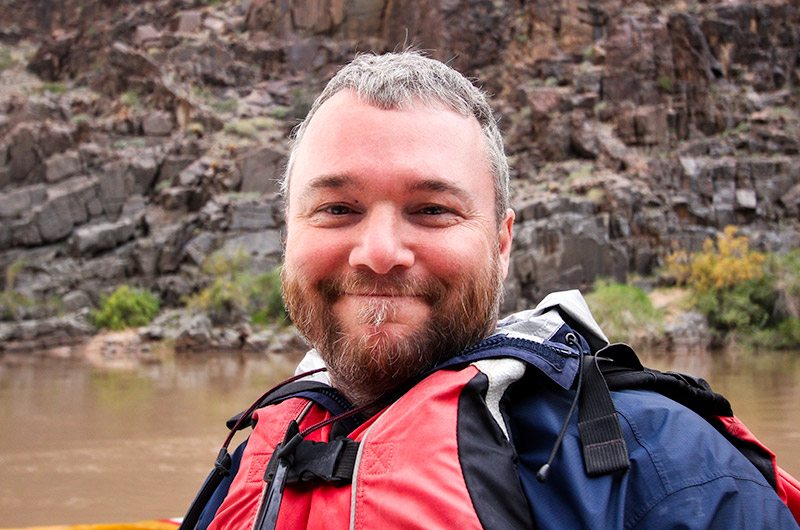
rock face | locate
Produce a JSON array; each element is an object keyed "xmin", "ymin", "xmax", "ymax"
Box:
[{"xmin": 1, "ymin": 0, "xmax": 799, "ymax": 351}]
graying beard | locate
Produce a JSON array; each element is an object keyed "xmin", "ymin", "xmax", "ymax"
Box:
[{"xmin": 355, "ymin": 298, "xmax": 398, "ymax": 327}]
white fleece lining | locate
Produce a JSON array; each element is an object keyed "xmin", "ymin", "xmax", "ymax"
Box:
[{"xmin": 471, "ymin": 358, "xmax": 527, "ymax": 440}]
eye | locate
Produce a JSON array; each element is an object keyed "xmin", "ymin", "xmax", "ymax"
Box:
[
  {"xmin": 416, "ymin": 205, "xmax": 448, "ymax": 215},
  {"xmin": 325, "ymin": 204, "xmax": 355, "ymax": 215},
  {"xmin": 410, "ymin": 204, "xmax": 460, "ymax": 227},
  {"xmin": 308, "ymin": 202, "xmax": 362, "ymax": 227}
]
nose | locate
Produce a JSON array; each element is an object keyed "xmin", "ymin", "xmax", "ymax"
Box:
[{"xmin": 348, "ymin": 208, "xmax": 415, "ymax": 274}]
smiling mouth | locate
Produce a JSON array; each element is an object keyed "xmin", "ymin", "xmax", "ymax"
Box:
[{"xmin": 345, "ymin": 292, "xmax": 423, "ymax": 297}]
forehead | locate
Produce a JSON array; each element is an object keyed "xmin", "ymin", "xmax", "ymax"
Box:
[{"xmin": 287, "ymin": 90, "xmax": 492, "ymax": 205}]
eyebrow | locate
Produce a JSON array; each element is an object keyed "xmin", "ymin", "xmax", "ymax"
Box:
[
  {"xmin": 295, "ymin": 174, "xmax": 353, "ymax": 207},
  {"xmin": 302, "ymin": 174, "xmax": 472, "ymax": 202},
  {"xmin": 408, "ymin": 178, "xmax": 471, "ymax": 202},
  {"xmin": 306, "ymin": 174, "xmax": 353, "ymax": 192}
]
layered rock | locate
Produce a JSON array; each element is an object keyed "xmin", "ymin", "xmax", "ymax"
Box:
[{"xmin": 0, "ymin": 0, "xmax": 798, "ymax": 352}]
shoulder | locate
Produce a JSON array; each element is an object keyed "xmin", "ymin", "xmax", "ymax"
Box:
[
  {"xmin": 612, "ymin": 389, "xmax": 796, "ymax": 528},
  {"xmin": 508, "ymin": 383, "xmax": 797, "ymax": 529},
  {"xmin": 613, "ymin": 388, "xmax": 769, "ymax": 492}
]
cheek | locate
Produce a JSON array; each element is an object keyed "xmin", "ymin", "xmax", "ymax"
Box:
[
  {"xmin": 418, "ymin": 233, "xmax": 494, "ymax": 277},
  {"xmin": 285, "ymin": 230, "xmax": 351, "ymax": 279}
]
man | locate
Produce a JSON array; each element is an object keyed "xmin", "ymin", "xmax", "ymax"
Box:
[{"xmin": 187, "ymin": 52, "xmax": 798, "ymax": 529}]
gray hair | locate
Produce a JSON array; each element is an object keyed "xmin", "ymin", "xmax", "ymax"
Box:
[{"xmin": 282, "ymin": 51, "xmax": 510, "ymax": 224}]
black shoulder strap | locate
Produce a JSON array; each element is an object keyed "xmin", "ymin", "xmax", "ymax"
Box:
[
  {"xmin": 585, "ymin": 343, "xmax": 776, "ymax": 491},
  {"xmin": 578, "ymin": 354, "xmax": 630, "ymax": 476},
  {"xmin": 597, "ymin": 343, "xmax": 733, "ymax": 417},
  {"xmin": 225, "ymin": 381, "xmax": 359, "ymax": 433}
]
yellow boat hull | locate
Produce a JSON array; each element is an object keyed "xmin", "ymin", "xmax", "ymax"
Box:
[{"xmin": 3, "ymin": 521, "xmax": 180, "ymax": 530}]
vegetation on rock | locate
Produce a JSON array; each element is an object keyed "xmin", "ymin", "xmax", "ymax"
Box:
[
  {"xmin": 1, "ymin": 0, "xmax": 799, "ymax": 354},
  {"xmin": 184, "ymin": 249, "xmax": 288, "ymax": 327},
  {"xmin": 666, "ymin": 226, "xmax": 800, "ymax": 349},
  {"xmin": 585, "ymin": 280, "xmax": 664, "ymax": 345},
  {"xmin": 91, "ymin": 286, "xmax": 160, "ymax": 331}
]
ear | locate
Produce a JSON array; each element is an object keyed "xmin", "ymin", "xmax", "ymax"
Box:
[{"xmin": 498, "ymin": 208, "xmax": 514, "ymax": 280}]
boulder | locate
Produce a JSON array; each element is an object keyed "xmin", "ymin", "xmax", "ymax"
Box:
[
  {"xmin": 0, "ymin": 184, "xmax": 47, "ymax": 219},
  {"xmin": 70, "ymin": 218, "xmax": 137, "ymax": 256},
  {"xmin": 178, "ymin": 159, "xmax": 207, "ymax": 187},
  {"xmin": 97, "ymin": 160, "xmax": 133, "ymax": 215},
  {"xmin": 5, "ymin": 123, "xmax": 40, "ymax": 182},
  {"xmin": 142, "ymin": 111, "xmax": 174, "ymax": 136},
  {"xmin": 33, "ymin": 177, "xmax": 99, "ymax": 242},
  {"xmin": 62, "ymin": 290, "xmax": 93, "ymax": 312},
  {"xmin": 11, "ymin": 219, "xmax": 43, "ymax": 247},
  {"xmin": 126, "ymin": 149, "xmax": 161, "ymax": 194},
  {"xmin": 133, "ymin": 238, "xmax": 160, "ymax": 277},
  {"xmin": 133, "ymin": 24, "xmax": 161, "ymax": 48},
  {"xmin": 155, "ymin": 222, "xmax": 194, "ymax": 273},
  {"xmin": 160, "ymin": 187, "xmax": 193, "ymax": 211},
  {"xmin": 158, "ymin": 154, "xmax": 197, "ymax": 185},
  {"xmin": 236, "ymin": 145, "xmax": 285, "ymax": 194},
  {"xmin": 108, "ymin": 41, "xmax": 160, "ymax": 82},
  {"xmin": 173, "ymin": 10, "xmax": 203, "ymax": 34},
  {"xmin": 735, "ymin": 189, "xmax": 757, "ymax": 210},
  {"xmin": 221, "ymin": 229, "xmax": 282, "ymax": 269},
  {"xmin": 45, "ymin": 150, "xmax": 82, "ymax": 183},
  {"xmin": 781, "ymin": 182, "xmax": 800, "ymax": 216},
  {"xmin": 664, "ymin": 311, "xmax": 713, "ymax": 353},
  {"xmin": 570, "ymin": 114, "xmax": 598, "ymax": 158},
  {"xmin": 203, "ymin": 16, "xmax": 227, "ymax": 33},
  {"xmin": 175, "ymin": 313, "xmax": 213, "ymax": 350},
  {"xmin": 0, "ymin": 316, "xmax": 94, "ymax": 353},
  {"xmin": 229, "ymin": 200, "xmax": 278, "ymax": 231},
  {"xmin": 80, "ymin": 255, "xmax": 130, "ymax": 281},
  {"xmin": 184, "ymin": 232, "xmax": 218, "ymax": 265},
  {"xmin": 38, "ymin": 121, "xmax": 74, "ymax": 158}
]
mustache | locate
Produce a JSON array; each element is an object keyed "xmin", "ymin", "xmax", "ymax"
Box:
[{"xmin": 319, "ymin": 271, "xmax": 445, "ymax": 302}]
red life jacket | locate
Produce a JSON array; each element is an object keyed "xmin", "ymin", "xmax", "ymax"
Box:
[
  {"xmin": 208, "ymin": 361, "xmax": 533, "ymax": 530},
  {"xmin": 183, "ymin": 344, "xmax": 800, "ymax": 528}
]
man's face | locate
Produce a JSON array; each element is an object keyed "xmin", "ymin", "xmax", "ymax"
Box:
[{"xmin": 282, "ymin": 90, "xmax": 514, "ymax": 404}]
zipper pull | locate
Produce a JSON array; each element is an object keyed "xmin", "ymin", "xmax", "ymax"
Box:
[{"xmin": 253, "ymin": 420, "xmax": 303, "ymax": 530}]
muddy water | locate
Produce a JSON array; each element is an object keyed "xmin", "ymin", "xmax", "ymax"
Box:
[
  {"xmin": 0, "ymin": 350, "xmax": 798, "ymax": 527},
  {"xmin": 0, "ymin": 353, "xmax": 302, "ymax": 527}
]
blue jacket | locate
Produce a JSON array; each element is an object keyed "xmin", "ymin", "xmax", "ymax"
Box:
[
  {"xmin": 443, "ymin": 290, "xmax": 798, "ymax": 529},
  {"xmin": 193, "ymin": 291, "xmax": 798, "ymax": 529}
]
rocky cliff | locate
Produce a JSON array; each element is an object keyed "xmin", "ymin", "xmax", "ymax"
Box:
[{"xmin": 1, "ymin": 0, "xmax": 798, "ymax": 352}]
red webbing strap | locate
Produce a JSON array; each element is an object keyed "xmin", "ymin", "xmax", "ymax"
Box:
[
  {"xmin": 716, "ymin": 415, "xmax": 800, "ymax": 524},
  {"xmin": 778, "ymin": 465, "xmax": 800, "ymax": 526}
]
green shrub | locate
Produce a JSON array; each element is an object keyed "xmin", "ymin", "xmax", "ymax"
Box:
[
  {"xmin": 91, "ymin": 286, "xmax": 160, "ymax": 330},
  {"xmin": 691, "ymin": 276, "xmax": 775, "ymax": 332},
  {"xmin": 585, "ymin": 280, "xmax": 663, "ymax": 343},
  {"xmin": 185, "ymin": 249, "xmax": 288, "ymax": 327},
  {"xmin": 0, "ymin": 48, "xmax": 18, "ymax": 71},
  {"xmin": 250, "ymin": 267, "xmax": 288, "ymax": 326},
  {"xmin": 0, "ymin": 290, "xmax": 31, "ymax": 320},
  {"xmin": 120, "ymin": 89, "xmax": 141, "ymax": 109},
  {"xmin": 270, "ymin": 105, "xmax": 292, "ymax": 119},
  {"xmin": 211, "ymin": 97, "xmax": 238, "ymax": 114},
  {"xmin": 666, "ymin": 228, "xmax": 800, "ymax": 348},
  {"xmin": 224, "ymin": 120, "xmax": 258, "ymax": 138},
  {"xmin": 1, "ymin": 259, "xmax": 31, "ymax": 320},
  {"xmin": 71, "ymin": 113, "xmax": 91, "ymax": 125}
]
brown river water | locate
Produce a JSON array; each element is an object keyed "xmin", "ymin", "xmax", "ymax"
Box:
[{"xmin": 0, "ymin": 349, "xmax": 798, "ymax": 527}]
